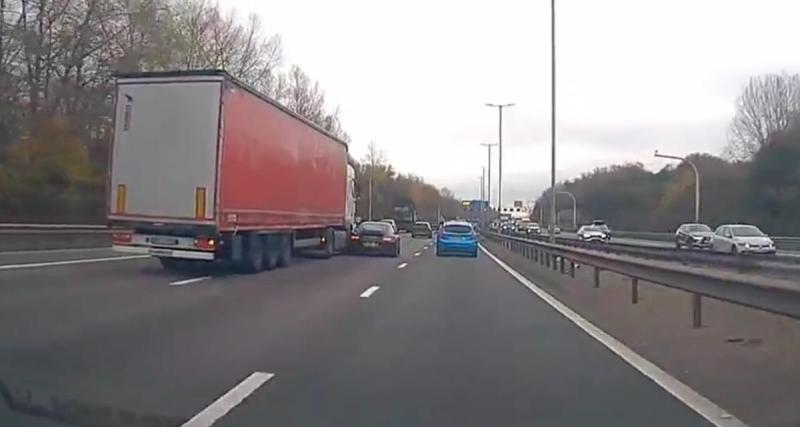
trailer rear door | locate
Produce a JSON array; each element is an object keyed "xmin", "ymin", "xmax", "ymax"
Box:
[{"xmin": 109, "ymin": 77, "xmax": 222, "ymax": 223}]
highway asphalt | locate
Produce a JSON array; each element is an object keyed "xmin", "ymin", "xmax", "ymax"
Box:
[{"xmin": 0, "ymin": 236, "xmax": 716, "ymax": 426}]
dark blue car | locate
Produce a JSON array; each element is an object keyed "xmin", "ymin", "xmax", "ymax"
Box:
[{"xmin": 436, "ymin": 221, "xmax": 478, "ymax": 257}]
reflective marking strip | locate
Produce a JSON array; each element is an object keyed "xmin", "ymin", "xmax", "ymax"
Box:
[
  {"xmin": 195, "ymin": 187, "xmax": 207, "ymax": 219},
  {"xmin": 116, "ymin": 184, "xmax": 127, "ymax": 213}
]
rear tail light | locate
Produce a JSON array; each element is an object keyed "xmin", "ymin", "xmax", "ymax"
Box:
[
  {"xmin": 382, "ymin": 236, "xmax": 394, "ymax": 242},
  {"xmin": 351, "ymin": 235, "xmax": 360, "ymax": 240},
  {"xmin": 112, "ymin": 232, "xmax": 132, "ymax": 244},
  {"xmin": 194, "ymin": 237, "xmax": 216, "ymax": 251}
]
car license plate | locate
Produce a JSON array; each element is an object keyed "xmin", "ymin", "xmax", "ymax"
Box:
[
  {"xmin": 149, "ymin": 248, "xmax": 172, "ymax": 256},
  {"xmin": 364, "ymin": 242, "xmax": 379, "ymax": 248},
  {"xmin": 150, "ymin": 237, "xmax": 179, "ymax": 245}
]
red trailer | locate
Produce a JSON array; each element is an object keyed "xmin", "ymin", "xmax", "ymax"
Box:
[{"xmin": 107, "ymin": 70, "xmax": 357, "ymax": 272}]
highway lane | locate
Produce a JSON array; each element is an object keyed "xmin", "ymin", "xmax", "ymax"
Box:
[{"xmin": 0, "ymin": 237, "xmax": 719, "ymax": 426}]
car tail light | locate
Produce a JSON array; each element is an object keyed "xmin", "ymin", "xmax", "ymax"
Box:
[
  {"xmin": 382, "ymin": 236, "xmax": 395, "ymax": 242},
  {"xmin": 194, "ymin": 237, "xmax": 216, "ymax": 250},
  {"xmin": 351, "ymin": 235, "xmax": 360, "ymax": 240},
  {"xmin": 112, "ymin": 232, "xmax": 132, "ymax": 244}
]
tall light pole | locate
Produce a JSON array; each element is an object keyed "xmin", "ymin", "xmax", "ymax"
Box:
[
  {"xmin": 485, "ymin": 103, "xmax": 514, "ymax": 212},
  {"xmin": 480, "ymin": 143, "xmax": 498, "ymax": 209},
  {"xmin": 557, "ymin": 190, "xmax": 576, "ymax": 231},
  {"xmin": 655, "ymin": 150, "xmax": 700, "ymax": 223},
  {"xmin": 549, "ymin": 0, "xmax": 557, "ymax": 242}
]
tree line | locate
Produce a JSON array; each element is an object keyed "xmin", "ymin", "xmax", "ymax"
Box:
[
  {"xmin": 537, "ymin": 72, "xmax": 800, "ymax": 236},
  {"xmin": 355, "ymin": 142, "xmax": 464, "ymax": 224},
  {"xmin": 0, "ymin": 0, "xmax": 347, "ymax": 222}
]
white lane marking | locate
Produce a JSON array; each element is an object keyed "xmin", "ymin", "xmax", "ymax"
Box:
[
  {"xmin": 397, "ymin": 262, "xmax": 408, "ymax": 269},
  {"xmin": 0, "ymin": 255, "xmax": 149, "ymax": 271},
  {"xmin": 479, "ymin": 244, "xmax": 747, "ymax": 427},
  {"xmin": 360, "ymin": 285, "xmax": 380, "ymax": 298},
  {"xmin": 0, "ymin": 247, "xmax": 111, "ymax": 256},
  {"xmin": 182, "ymin": 372, "xmax": 274, "ymax": 427},
  {"xmin": 414, "ymin": 252, "xmax": 421, "ymax": 257},
  {"xmin": 170, "ymin": 276, "xmax": 212, "ymax": 286}
]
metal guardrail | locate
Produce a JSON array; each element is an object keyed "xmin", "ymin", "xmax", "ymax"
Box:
[
  {"xmin": 613, "ymin": 230, "xmax": 800, "ymax": 251},
  {"xmin": 509, "ymin": 231, "xmax": 800, "ymax": 270},
  {"xmin": 482, "ymin": 231, "xmax": 800, "ymax": 328},
  {"xmin": 0, "ymin": 223, "xmax": 108, "ymax": 230},
  {"xmin": 0, "ymin": 224, "xmax": 113, "ymax": 252}
]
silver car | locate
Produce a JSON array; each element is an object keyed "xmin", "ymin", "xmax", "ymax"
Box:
[
  {"xmin": 712, "ymin": 224, "xmax": 776, "ymax": 255},
  {"xmin": 577, "ymin": 225, "xmax": 609, "ymax": 242}
]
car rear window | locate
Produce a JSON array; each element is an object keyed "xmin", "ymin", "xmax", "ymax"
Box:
[
  {"xmin": 358, "ymin": 223, "xmax": 391, "ymax": 234},
  {"xmin": 443, "ymin": 224, "xmax": 472, "ymax": 234},
  {"xmin": 685, "ymin": 224, "xmax": 711, "ymax": 232}
]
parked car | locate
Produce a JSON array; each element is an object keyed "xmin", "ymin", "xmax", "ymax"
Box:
[
  {"xmin": 380, "ymin": 218, "xmax": 398, "ymax": 233},
  {"xmin": 675, "ymin": 223, "xmax": 714, "ymax": 249},
  {"xmin": 712, "ymin": 224, "xmax": 776, "ymax": 255},
  {"xmin": 577, "ymin": 225, "xmax": 610, "ymax": 242},
  {"xmin": 350, "ymin": 221, "xmax": 401, "ymax": 257},
  {"xmin": 412, "ymin": 221, "xmax": 433, "ymax": 238},
  {"xmin": 436, "ymin": 221, "xmax": 478, "ymax": 257}
]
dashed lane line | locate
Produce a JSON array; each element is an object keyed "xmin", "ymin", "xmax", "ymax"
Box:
[
  {"xmin": 360, "ymin": 286, "xmax": 380, "ymax": 298},
  {"xmin": 181, "ymin": 372, "xmax": 275, "ymax": 427}
]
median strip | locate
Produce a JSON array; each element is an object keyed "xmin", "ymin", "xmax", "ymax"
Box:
[
  {"xmin": 182, "ymin": 372, "xmax": 274, "ymax": 427},
  {"xmin": 360, "ymin": 285, "xmax": 380, "ymax": 298},
  {"xmin": 0, "ymin": 255, "xmax": 149, "ymax": 271}
]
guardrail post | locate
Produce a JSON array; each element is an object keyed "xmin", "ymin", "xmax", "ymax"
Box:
[
  {"xmin": 692, "ymin": 294, "xmax": 702, "ymax": 329},
  {"xmin": 569, "ymin": 261, "xmax": 575, "ymax": 278},
  {"xmin": 594, "ymin": 267, "xmax": 600, "ymax": 288},
  {"xmin": 631, "ymin": 278, "xmax": 639, "ymax": 304},
  {"xmin": 545, "ymin": 253, "xmax": 551, "ymax": 268},
  {"xmin": 534, "ymin": 249, "xmax": 539, "ymax": 263},
  {"xmin": 559, "ymin": 257, "xmax": 565, "ymax": 274},
  {"xmin": 552, "ymin": 256, "xmax": 558, "ymax": 271}
]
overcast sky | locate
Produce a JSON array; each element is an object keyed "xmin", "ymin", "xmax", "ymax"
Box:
[{"xmin": 221, "ymin": 0, "xmax": 800, "ymax": 204}]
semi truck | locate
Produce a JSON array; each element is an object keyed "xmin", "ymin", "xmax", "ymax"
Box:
[{"xmin": 107, "ymin": 70, "xmax": 357, "ymax": 272}]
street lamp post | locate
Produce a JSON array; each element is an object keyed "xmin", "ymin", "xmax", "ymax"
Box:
[
  {"xmin": 480, "ymin": 143, "xmax": 498, "ymax": 210},
  {"xmin": 654, "ymin": 150, "xmax": 700, "ymax": 223},
  {"xmin": 549, "ymin": 0, "xmax": 557, "ymax": 242},
  {"xmin": 485, "ymin": 103, "xmax": 514, "ymax": 212},
  {"xmin": 557, "ymin": 190, "xmax": 576, "ymax": 231}
]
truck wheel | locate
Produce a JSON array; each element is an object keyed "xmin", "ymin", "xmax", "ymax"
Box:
[
  {"xmin": 277, "ymin": 233, "xmax": 292, "ymax": 267},
  {"xmin": 322, "ymin": 228, "xmax": 334, "ymax": 259},
  {"xmin": 262, "ymin": 235, "xmax": 279, "ymax": 270},
  {"xmin": 159, "ymin": 257, "xmax": 180, "ymax": 271},
  {"xmin": 242, "ymin": 234, "xmax": 264, "ymax": 274}
]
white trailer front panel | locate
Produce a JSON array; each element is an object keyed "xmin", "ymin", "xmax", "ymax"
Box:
[{"xmin": 109, "ymin": 77, "xmax": 223, "ymax": 223}]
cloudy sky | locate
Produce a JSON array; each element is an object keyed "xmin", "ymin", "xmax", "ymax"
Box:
[{"xmin": 221, "ymin": 0, "xmax": 800, "ymax": 204}]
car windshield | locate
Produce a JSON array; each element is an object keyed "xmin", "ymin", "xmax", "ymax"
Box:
[
  {"xmin": 413, "ymin": 223, "xmax": 430, "ymax": 229},
  {"xmin": 583, "ymin": 226, "xmax": 601, "ymax": 232},
  {"xmin": 731, "ymin": 226, "xmax": 764, "ymax": 237},
  {"xmin": 358, "ymin": 222, "xmax": 392, "ymax": 234},
  {"xmin": 443, "ymin": 224, "xmax": 472, "ymax": 234},
  {"xmin": 685, "ymin": 224, "xmax": 712, "ymax": 232}
]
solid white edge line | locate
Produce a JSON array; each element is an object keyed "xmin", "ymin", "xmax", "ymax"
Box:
[
  {"xmin": 170, "ymin": 276, "xmax": 212, "ymax": 286},
  {"xmin": 479, "ymin": 244, "xmax": 747, "ymax": 427},
  {"xmin": 397, "ymin": 262, "xmax": 408, "ymax": 269},
  {"xmin": 181, "ymin": 372, "xmax": 274, "ymax": 427},
  {"xmin": 0, "ymin": 255, "xmax": 150, "ymax": 271},
  {"xmin": 360, "ymin": 285, "xmax": 380, "ymax": 298}
]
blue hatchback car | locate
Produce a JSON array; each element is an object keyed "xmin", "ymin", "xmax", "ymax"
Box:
[{"xmin": 436, "ymin": 221, "xmax": 478, "ymax": 257}]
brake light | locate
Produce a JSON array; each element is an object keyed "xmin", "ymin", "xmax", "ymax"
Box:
[
  {"xmin": 194, "ymin": 237, "xmax": 216, "ymax": 250},
  {"xmin": 382, "ymin": 236, "xmax": 395, "ymax": 242},
  {"xmin": 113, "ymin": 232, "xmax": 132, "ymax": 244},
  {"xmin": 351, "ymin": 235, "xmax": 360, "ymax": 240}
]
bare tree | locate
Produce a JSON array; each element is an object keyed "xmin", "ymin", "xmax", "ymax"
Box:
[{"xmin": 725, "ymin": 72, "xmax": 800, "ymax": 161}]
